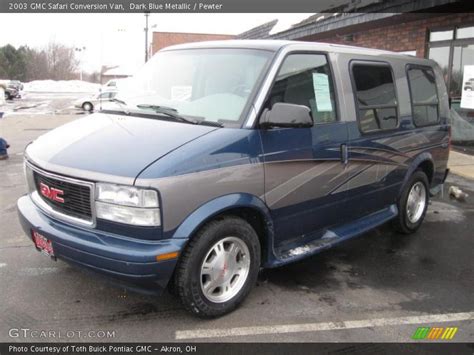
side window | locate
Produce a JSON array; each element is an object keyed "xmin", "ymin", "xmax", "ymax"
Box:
[
  {"xmin": 267, "ymin": 54, "xmax": 337, "ymax": 124},
  {"xmin": 407, "ymin": 67, "xmax": 439, "ymax": 126},
  {"xmin": 352, "ymin": 63, "xmax": 398, "ymax": 133},
  {"xmin": 98, "ymin": 92, "xmax": 115, "ymax": 99}
]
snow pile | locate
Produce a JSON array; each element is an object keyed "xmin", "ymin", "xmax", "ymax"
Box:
[{"xmin": 24, "ymin": 80, "xmax": 100, "ymax": 93}]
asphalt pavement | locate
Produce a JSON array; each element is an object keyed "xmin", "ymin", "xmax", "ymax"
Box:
[{"xmin": 0, "ymin": 93, "xmax": 473, "ymax": 343}]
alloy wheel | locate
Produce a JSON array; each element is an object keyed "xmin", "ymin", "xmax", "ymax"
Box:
[{"xmin": 200, "ymin": 236, "xmax": 251, "ymax": 303}]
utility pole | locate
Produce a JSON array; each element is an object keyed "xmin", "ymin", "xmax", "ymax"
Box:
[
  {"xmin": 144, "ymin": 12, "xmax": 150, "ymax": 63},
  {"xmin": 75, "ymin": 47, "xmax": 86, "ymax": 81}
]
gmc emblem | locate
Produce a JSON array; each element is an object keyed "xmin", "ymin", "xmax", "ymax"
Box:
[{"xmin": 39, "ymin": 182, "xmax": 65, "ymax": 203}]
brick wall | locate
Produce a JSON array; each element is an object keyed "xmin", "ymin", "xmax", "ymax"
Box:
[
  {"xmin": 152, "ymin": 32, "xmax": 234, "ymax": 54},
  {"xmin": 302, "ymin": 13, "xmax": 474, "ymax": 58}
]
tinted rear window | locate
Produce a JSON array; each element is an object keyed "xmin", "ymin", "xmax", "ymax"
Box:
[
  {"xmin": 407, "ymin": 67, "xmax": 439, "ymax": 126},
  {"xmin": 352, "ymin": 64, "xmax": 398, "ymax": 133}
]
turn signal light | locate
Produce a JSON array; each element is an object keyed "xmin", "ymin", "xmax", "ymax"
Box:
[{"xmin": 156, "ymin": 251, "xmax": 179, "ymax": 261}]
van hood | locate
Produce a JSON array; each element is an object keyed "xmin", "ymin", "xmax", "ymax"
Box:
[{"xmin": 26, "ymin": 113, "xmax": 217, "ymax": 185}]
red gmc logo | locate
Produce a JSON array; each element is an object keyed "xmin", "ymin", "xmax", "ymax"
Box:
[{"xmin": 39, "ymin": 182, "xmax": 65, "ymax": 203}]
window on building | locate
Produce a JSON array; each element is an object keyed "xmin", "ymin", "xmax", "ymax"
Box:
[
  {"xmin": 451, "ymin": 43, "xmax": 474, "ymax": 98},
  {"xmin": 456, "ymin": 26, "xmax": 474, "ymax": 39},
  {"xmin": 267, "ymin": 53, "xmax": 337, "ymax": 124},
  {"xmin": 429, "ymin": 29, "xmax": 454, "ymax": 42},
  {"xmin": 407, "ymin": 67, "xmax": 439, "ymax": 126},
  {"xmin": 427, "ymin": 24, "xmax": 474, "ymax": 145},
  {"xmin": 351, "ymin": 63, "xmax": 398, "ymax": 133},
  {"xmin": 428, "ymin": 46, "xmax": 450, "ymax": 83}
]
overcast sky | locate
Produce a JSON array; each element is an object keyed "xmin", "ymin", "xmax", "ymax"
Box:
[{"xmin": 0, "ymin": 13, "xmax": 312, "ymax": 74}]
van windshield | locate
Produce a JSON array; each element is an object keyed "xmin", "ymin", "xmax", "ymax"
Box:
[{"xmin": 114, "ymin": 48, "xmax": 273, "ymax": 127}]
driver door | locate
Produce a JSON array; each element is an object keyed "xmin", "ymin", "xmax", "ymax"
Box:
[{"xmin": 259, "ymin": 53, "xmax": 351, "ymax": 247}]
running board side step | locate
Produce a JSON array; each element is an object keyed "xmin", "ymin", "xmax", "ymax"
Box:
[{"xmin": 271, "ymin": 204, "xmax": 398, "ymax": 268}]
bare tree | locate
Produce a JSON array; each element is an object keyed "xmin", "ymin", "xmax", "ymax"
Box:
[
  {"xmin": 46, "ymin": 42, "xmax": 78, "ymax": 80},
  {"xmin": 1, "ymin": 42, "xmax": 80, "ymax": 81}
]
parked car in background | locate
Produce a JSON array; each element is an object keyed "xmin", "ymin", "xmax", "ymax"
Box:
[
  {"xmin": 0, "ymin": 81, "xmax": 6, "ymax": 106},
  {"xmin": 102, "ymin": 78, "xmax": 128, "ymax": 92},
  {"xmin": 18, "ymin": 40, "xmax": 450, "ymax": 317},
  {"xmin": 74, "ymin": 90, "xmax": 117, "ymax": 112},
  {"xmin": 9, "ymin": 80, "xmax": 24, "ymax": 91},
  {"xmin": 1, "ymin": 79, "xmax": 19, "ymax": 100},
  {"xmin": 4, "ymin": 85, "xmax": 19, "ymax": 100}
]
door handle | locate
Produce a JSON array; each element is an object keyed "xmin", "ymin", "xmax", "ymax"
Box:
[{"xmin": 340, "ymin": 144, "xmax": 348, "ymax": 165}]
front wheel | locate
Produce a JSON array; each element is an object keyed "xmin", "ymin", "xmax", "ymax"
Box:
[
  {"xmin": 82, "ymin": 102, "xmax": 93, "ymax": 112},
  {"xmin": 393, "ymin": 170, "xmax": 429, "ymax": 234},
  {"xmin": 174, "ymin": 216, "xmax": 261, "ymax": 318}
]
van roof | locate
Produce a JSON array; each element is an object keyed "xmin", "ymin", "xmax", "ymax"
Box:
[{"xmin": 161, "ymin": 39, "xmax": 425, "ymax": 60}]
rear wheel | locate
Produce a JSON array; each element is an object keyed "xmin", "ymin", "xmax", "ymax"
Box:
[
  {"xmin": 174, "ymin": 216, "xmax": 260, "ymax": 318},
  {"xmin": 393, "ymin": 170, "xmax": 429, "ymax": 234}
]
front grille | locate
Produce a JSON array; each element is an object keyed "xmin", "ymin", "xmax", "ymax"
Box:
[{"xmin": 33, "ymin": 171, "xmax": 92, "ymax": 221}]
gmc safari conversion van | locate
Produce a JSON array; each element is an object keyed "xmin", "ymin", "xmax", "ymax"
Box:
[{"xmin": 18, "ymin": 40, "xmax": 450, "ymax": 317}]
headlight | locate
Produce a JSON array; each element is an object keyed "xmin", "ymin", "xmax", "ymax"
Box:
[
  {"xmin": 24, "ymin": 162, "xmax": 36, "ymax": 194},
  {"xmin": 96, "ymin": 183, "xmax": 158, "ymax": 207},
  {"xmin": 95, "ymin": 183, "xmax": 160, "ymax": 226}
]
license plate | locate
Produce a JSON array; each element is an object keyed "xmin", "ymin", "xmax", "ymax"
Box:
[{"xmin": 32, "ymin": 230, "xmax": 55, "ymax": 258}]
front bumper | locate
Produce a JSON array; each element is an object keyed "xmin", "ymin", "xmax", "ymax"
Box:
[{"xmin": 17, "ymin": 195, "xmax": 185, "ymax": 293}]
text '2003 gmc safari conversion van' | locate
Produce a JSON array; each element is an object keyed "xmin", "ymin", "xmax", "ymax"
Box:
[{"xmin": 18, "ymin": 40, "xmax": 450, "ymax": 317}]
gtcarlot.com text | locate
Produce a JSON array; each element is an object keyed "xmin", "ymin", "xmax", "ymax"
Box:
[{"xmin": 8, "ymin": 328, "xmax": 116, "ymax": 339}]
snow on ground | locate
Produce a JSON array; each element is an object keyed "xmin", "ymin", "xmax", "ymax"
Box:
[
  {"xmin": 0, "ymin": 80, "xmax": 99, "ymax": 118},
  {"xmin": 0, "ymin": 91, "xmax": 89, "ymax": 118},
  {"xmin": 24, "ymin": 80, "xmax": 100, "ymax": 93}
]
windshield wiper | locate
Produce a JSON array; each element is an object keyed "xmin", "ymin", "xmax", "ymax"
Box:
[
  {"xmin": 136, "ymin": 104, "xmax": 198, "ymax": 125},
  {"xmin": 104, "ymin": 98, "xmax": 131, "ymax": 114},
  {"xmin": 198, "ymin": 120, "xmax": 223, "ymax": 127}
]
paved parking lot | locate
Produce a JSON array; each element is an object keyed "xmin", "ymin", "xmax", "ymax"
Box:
[{"xmin": 0, "ymin": 93, "xmax": 473, "ymax": 343}]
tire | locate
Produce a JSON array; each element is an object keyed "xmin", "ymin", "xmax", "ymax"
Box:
[
  {"xmin": 393, "ymin": 170, "xmax": 429, "ymax": 234},
  {"xmin": 174, "ymin": 216, "xmax": 261, "ymax": 318},
  {"xmin": 82, "ymin": 102, "xmax": 93, "ymax": 112}
]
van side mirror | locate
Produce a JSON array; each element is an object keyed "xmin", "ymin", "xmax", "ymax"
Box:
[{"xmin": 260, "ymin": 103, "xmax": 313, "ymax": 129}]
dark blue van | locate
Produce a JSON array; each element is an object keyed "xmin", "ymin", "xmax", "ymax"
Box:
[{"xmin": 17, "ymin": 40, "xmax": 450, "ymax": 317}]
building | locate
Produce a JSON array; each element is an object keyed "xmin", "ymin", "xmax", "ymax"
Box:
[
  {"xmin": 151, "ymin": 31, "xmax": 234, "ymax": 55},
  {"xmin": 101, "ymin": 66, "xmax": 133, "ymax": 83},
  {"xmin": 238, "ymin": 0, "xmax": 474, "ymax": 143}
]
